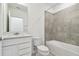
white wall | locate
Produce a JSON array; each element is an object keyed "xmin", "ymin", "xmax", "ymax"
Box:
[
  {"xmin": 0, "ymin": 4, "xmax": 1, "ymax": 56},
  {"xmin": 0, "ymin": 4, "xmax": 2, "ymax": 56},
  {"xmin": 27, "ymin": 3, "xmax": 53, "ymax": 44},
  {"xmin": 0, "ymin": 4, "xmax": 1, "ymax": 34},
  {"xmin": 0, "ymin": 4, "xmax": 5, "ymax": 35}
]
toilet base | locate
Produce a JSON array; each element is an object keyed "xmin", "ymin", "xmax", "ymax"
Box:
[
  {"xmin": 36, "ymin": 51, "xmax": 49, "ymax": 56},
  {"xmin": 36, "ymin": 53, "xmax": 49, "ymax": 56}
]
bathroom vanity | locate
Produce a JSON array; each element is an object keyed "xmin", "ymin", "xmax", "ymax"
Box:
[
  {"xmin": 0, "ymin": 3, "xmax": 31, "ymax": 56},
  {"xmin": 2, "ymin": 33, "xmax": 32, "ymax": 56},
  {"xmin": 0, "ymin": 3, "xmax": 32, "ymax": 56}
]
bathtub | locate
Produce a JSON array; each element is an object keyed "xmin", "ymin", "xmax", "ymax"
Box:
[{"xmin": 46, "ymin": 40, "xmax": 79, "ymax": 56}]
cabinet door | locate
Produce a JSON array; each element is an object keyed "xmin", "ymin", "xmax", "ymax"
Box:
[{"xmin": 3, "ymin": 45, "xmax": 18, "ymax": 56}]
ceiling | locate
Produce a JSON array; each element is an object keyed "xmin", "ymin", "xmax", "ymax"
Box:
[{"xmin": 18, "ymin": 3, "xmax": 59, "ymax": 10}]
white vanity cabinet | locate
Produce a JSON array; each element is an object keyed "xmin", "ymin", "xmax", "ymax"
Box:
[{"xmin": 2, "ymin": 36, "xmax": 32, "ymax": 56}]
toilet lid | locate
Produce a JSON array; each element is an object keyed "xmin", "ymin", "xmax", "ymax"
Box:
[{"xmin": 37, "ymin": 45, "xmax": 49, "ymax": 51}]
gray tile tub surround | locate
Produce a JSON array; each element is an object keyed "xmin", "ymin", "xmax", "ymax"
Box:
[
  {"xmin": 45, "ymin": 4, "xmax": 79, "ymax": 46},
  {"xmin": 45, "ymin": 11, "xmax": 55, "ymax": 41}
]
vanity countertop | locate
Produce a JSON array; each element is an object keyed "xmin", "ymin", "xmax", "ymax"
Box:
[{"xmin": 2, "ymin": 33, "xmax": 32, "ymax": 39}]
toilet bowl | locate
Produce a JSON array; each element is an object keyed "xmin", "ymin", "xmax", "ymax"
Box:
[
  {"xmin": 37, "ymin": 45, "xmax": 49, "ymax": 56},
  {"xmin": 32, "ymin": 37, "xmax": 49, "ymax": 56}
]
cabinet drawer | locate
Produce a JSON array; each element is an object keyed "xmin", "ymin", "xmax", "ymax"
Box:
[
  {"xmin": 3, "ymin": 45, "xmax": 18, "ymax": 56},
  {"xmin": 3, "ymin": 37, "xmax": 31, "ymax": 46},
  {"xmin": 18, "ymin": 42, "xmax": 31, "ymax": 50},
  {"xmin": 18, "ymin": 48, "xmax": 31, "ymax": 55}
]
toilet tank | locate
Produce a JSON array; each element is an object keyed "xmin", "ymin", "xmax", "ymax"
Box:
[{"xmin": 32, "ymin": 37, "xmax": 41, "ymax": 46}]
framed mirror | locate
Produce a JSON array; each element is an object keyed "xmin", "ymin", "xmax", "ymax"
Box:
[{"xmin": 6, "ymin": 3, "xmax": 28, "ymax": 33}]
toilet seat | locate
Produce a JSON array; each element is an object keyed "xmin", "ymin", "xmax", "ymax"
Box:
[{"xmin": 37, "ymin": 45, "xmax": 49, "ymax": 51}]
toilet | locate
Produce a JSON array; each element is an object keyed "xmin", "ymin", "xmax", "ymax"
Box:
[
  {"xmin": 37, "ymin": 45, "xmax": 49, "ymax": 56},
  {"xmin": 32, "ymin": 37, "xmax": 49, "ymax": 56}
]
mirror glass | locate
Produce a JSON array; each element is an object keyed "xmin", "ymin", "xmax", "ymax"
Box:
[{"xmin": 9, "ymin": 17, "xmax": 23, "ymax": 33}]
